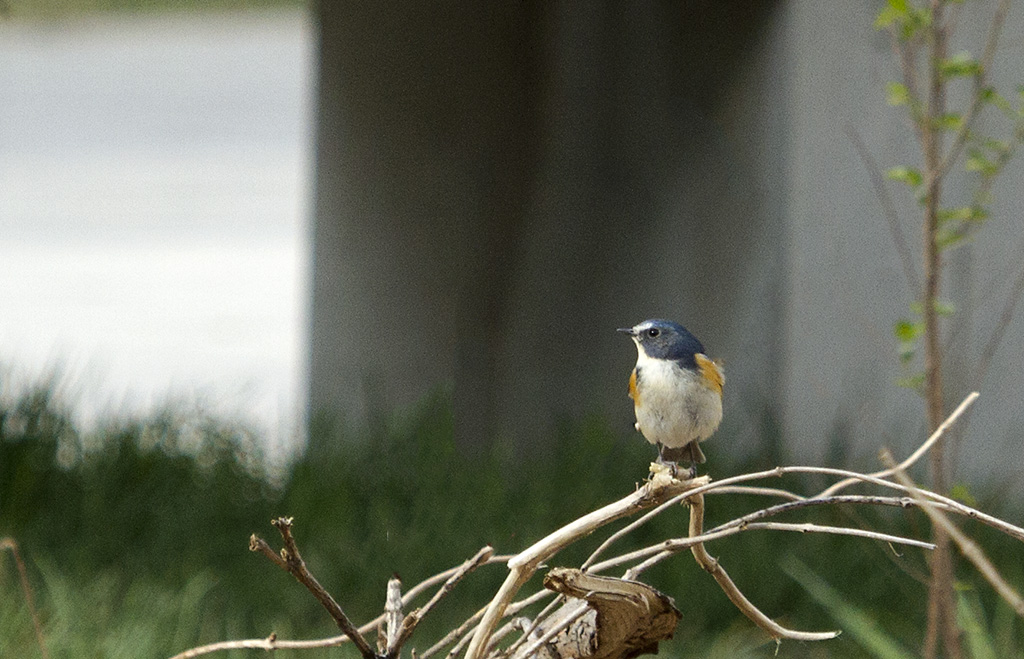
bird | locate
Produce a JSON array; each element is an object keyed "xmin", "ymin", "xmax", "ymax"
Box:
[{"xmin": 618, "ymin": 319, "xmax": 724, "ymax": 478}]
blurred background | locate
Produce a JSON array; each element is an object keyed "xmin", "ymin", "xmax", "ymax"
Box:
[{"xmin": 2, "ymin": 0, "xmax": 1024, "ymax": 657}]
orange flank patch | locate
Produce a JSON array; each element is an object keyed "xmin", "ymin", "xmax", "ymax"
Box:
[
  {"xmin": 628, "ymin": 368, "xmax": 639, "ymax": 403},
  {"xmin": 695, "ymin": 353, "xmax": 724, "ymax": 395}
]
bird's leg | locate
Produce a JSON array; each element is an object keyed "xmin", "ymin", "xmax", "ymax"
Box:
[
  {"xmin": 656, "ymin": 443, "xmax": 681, "ymax": 478},
  {"xmin": 683, "ymin": 442, "xmax": 707, "ymax": 479},
  {"xmin": 683, "ymin": 443, "xmax": 702, "ymax": 479}
]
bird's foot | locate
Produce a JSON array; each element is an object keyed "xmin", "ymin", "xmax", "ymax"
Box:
[
  {"xmin": 652, "ymin": 455, "xmax": 696, "ymax": 480},
  {"xmin": 656, "ymin": 443, "xmax": 701, "ymax": 480},
  {"xmin": 649, "ymin": 460, "xmax": 674, "ymax": 480}
]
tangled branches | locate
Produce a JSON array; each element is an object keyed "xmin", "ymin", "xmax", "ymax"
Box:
[{"xmin": 170, "ymin": 392, "xmax": 1024, "ymax": 659}]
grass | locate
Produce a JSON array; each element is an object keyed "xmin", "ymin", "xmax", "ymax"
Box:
[{"xmin": 2, "ymin": 372, "xmax": 1023, "ymax": 658}]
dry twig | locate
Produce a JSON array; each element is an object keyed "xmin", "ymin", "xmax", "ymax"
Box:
[
  {"xmin": 817, "ymin": 391, "xmax": 979, "ymax": 497},
  {"xmin": 387, "ymin": 545, "xmax": 494, "ymax": 657},
  {"xmin": 1, "ymin": 537, "xmax": 49, "ymax": 659},
  {"xmin": 250, "ymin": 517, "xmax": 377, "ymax": 659},
  {"xmin": 684, "ymin": 492, "xmax": 840, "ymax": 642},
  {"xmin": 846, "ymin": 123, "xmax": 919, "ymax": 291},
  {"xmin": 173, "ymin": 391, "xmax": 1024, "ymax": 659},
  {"xmin": 383, "ymin": 576, "xmax": 403, "ymax": 654},
  {"xmin": 881, "ymin": 449, "xmax": 1024, "ymax": 618}
]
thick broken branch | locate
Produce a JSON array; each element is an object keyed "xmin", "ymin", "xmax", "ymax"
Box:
[
  {"xmin": 512, "ymin": 569, "xmax": 682, "ymax": 659},
  {"xmin": 382, "ymin": 576, "xmax": 403, "ymax": 654},
  {"xmin": 464, "ymin": 471, "xmax": 704, "ymax": 659}
]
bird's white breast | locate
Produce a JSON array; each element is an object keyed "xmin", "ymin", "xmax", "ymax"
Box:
[{"xmin": 632, "ymin": 351, "xmax": 722, "ymax": 449}]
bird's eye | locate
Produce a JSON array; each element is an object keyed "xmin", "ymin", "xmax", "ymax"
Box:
[{"xmin": 647, "ymin": 328, "xmax": 660, "ymax": 338}]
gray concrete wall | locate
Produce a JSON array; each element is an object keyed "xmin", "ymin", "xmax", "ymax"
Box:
[
  {"xmin": 783, "ymin": 1, "xmax": 1024, "ymax": 489},
  {"xmin": 307, "ymin": 1, "xmax": 1024, "ymax": 488},
  {"xmin": 307, "ymin": 1, "xmax": 544, "ymax": 447}
]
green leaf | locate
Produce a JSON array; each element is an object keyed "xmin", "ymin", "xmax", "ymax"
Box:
[
  {"xmin": 950, "ymin": 482, "xmax": 978, "ymax": 507},
  {"xmin": 936, "ymin": 227, "xmax": 967, "ymax": 249},
  {"xmin": 980, "ymin": 87, "xmax": 1013, "ymax": 115},
  {"xmin": 897, "ymin": 373, "xmax": 926, "ymax": 391},
  {"xmin": 875, "ymin": 0, "xmax": 908, "ymax": 29},
  {"xmin": 940, "ymin": 51, "xmax": 982, "ymax": 78},
  {"xmin": 886, "ymin": 81, "xmax": 911, "ymax": 106},
  {"xmin": 903, "ymin": 7, "xmax": 932, "ymax": 40},
  {"xmin": 876, "ymin": 1, "xmax": 931, "ymax": 40},
  {"xmin": 894, "ymin": 319, "xmax": 923, "ymax": 342},
  {"xmin": 938, "ymin": 206, "xmax": 989, "ymax": 223},
  {"xmin": 875, "ymin": 7, "xmax": 900, "ymax": 29},
  {"xmin": 887, "ymin": 166, "xmax": 923, "ymax": 186},
  {"xmin": 934, "ymin": 113, "xmax": 964, "ymax": 131},
  {"xmin": 966, "ymin": 149, "xmax": 999, "ymax": 176},
  {"xmin": 895, "ymin": 317, "xmax": 924, "ymax": 364},
  {"xmin": 982, "ymin": 137, "xmax": 1010, "ymax": 155}
]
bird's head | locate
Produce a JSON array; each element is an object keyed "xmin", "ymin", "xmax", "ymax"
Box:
[{"xmin": 617, "ymin": 318, "xmax": 706, "ymax": 363}]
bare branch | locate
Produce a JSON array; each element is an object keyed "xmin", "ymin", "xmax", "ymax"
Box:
[
  {"xmin": 623, "ymin": 520, "xmax": 934, "ymax": 576},
  {"xmin": 499, "ymin": 594, "xmax": 565, "ymax": 658},
  {"xmin": 420, "ymin": 586, "xmax": 554, "ymax": 659},
  {"xmin": 881, "ymin": 449, "xmax": 1024, "ymax": 618},
  {"xmin": 168, "ymin": 633, "xmax": 352, "ymax": 659},
  {"xmin": 846, "ymin": 123, "xmax": 919, "ymax": 291},
  {"xmin": 419, "ymin": 608, "xmax": 485, "ymax": 659},
  {"xmin": 384, "ymin": 576, "xmax": 403, "ymax": 655},
  {"xmin": 817, "ymin": 391, "xmax": 979, "ymax": 497},
  {"xmin": 513, "ymin": 602, "xmax": 589, "ymax": 659},
  {"xmin": 400, "ymin": 553, "xmax": 514, "ymax": 607},
  {"xmin": 936, "ymin": 0, "xmax": 1012, "ymax": 179},
  {"xmin": 599, "ymin": 497, "xmax": 935, "ymax": 579},
  {"xmin": 252, "ymin": 517, "xmax": 378, "ymax": 659},
  {"xmin": 583, "ymin": 463, "xmax": 1024, "ymax": 578},
  {"xmin": 248, "ymin": 533, "xmax": 286, "ymax": 570},
  {"xmin": 751, "ymin": 466, "xmax": 1024, "ymax": 543},
  {"xmin": 974, "ymin": 251, "xmax": 1024, "ymax": 390},
  {"xmin": 249, "ymin": 528, "xmax": 508, "ymax": 659},
  {"xmin": 706, "ymin": 485, "xmax": 806, "ymax": 500},
  {"xmin": 1, "ymin": 537, "xmax": 50, "ymax": 659},
  {"xmin": 175, "ymin": 392, "xmax": 1024, "ymax": 659},
  {"xmin": 684, "ymin": 492, "xmax": 840, "ymax": 642},
  {"xmin": 464, "ymin": 471, "xmax": 704, "ymax": 659},
  {"xmin": 388, "ymin": 545, "xmax": 493, "ymax": 657}
]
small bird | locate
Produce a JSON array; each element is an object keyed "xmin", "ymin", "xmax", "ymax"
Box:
[{"xmin": 618, "ymin": 319, "xmax": 724, "ymax": 478}]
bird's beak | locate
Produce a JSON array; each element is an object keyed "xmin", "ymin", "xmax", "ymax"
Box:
[{"xmin": 617, "ymin": 326, "xmax": 637, "ymax": 336}]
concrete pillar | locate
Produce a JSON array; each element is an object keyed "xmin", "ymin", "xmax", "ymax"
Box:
[{"xmin": 307, "ymin": 1, "xmax": 792, "ymax": 460}]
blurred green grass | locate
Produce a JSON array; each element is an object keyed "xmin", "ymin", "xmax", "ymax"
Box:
[{"xmin": 2, "ymin": 372, "xmax": 1022, "ymax": 658}]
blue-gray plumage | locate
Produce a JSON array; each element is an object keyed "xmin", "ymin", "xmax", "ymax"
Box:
[{"xmin": 618, "ymin": 319, "xmax": 724, "ymax": 478}]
